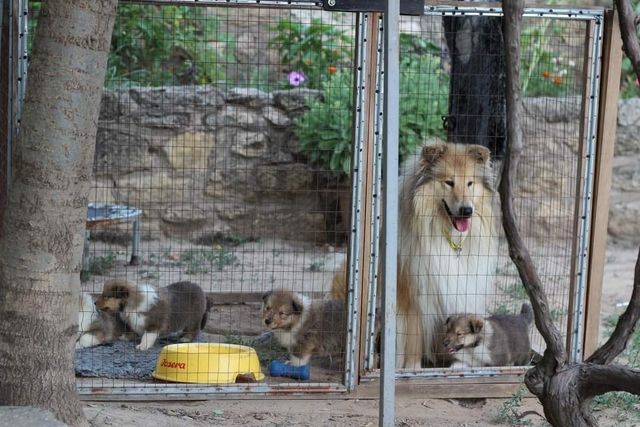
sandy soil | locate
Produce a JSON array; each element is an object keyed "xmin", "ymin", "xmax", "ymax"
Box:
[{"xmin": 80, "ymin": 241, "xmax": 639, "ymax": 426}]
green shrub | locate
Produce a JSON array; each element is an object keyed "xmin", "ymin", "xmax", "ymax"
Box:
[
  {"xmin": 294, "ymin": 69, "xmax": 354, "ymax": 177},
  {"xmin": 106, "ymin": 5, "xmax": 232, "ymax": 87},
  {"xmin": 520, "ymin": 22, "xmax": 578, "ymax": 97},
  {"xmin": 294, "ymin": 34, "xmax": 448, "ymax": 179},
  {"xmin": 269, "ymin": 18, "xmax": 352, "ymax": 90}
]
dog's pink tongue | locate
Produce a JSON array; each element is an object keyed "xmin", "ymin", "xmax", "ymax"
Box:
[{"xmin": 453, "ymin": 217, "xmax": 470, "ymax": 232}]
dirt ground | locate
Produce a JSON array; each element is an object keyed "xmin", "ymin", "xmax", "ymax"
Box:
[{"xmin": 81, "ymin": 241, "xmax": 639, "ymax": 426}]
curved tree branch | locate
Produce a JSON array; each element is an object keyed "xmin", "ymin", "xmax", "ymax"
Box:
[
  {"xmin": 501, "ymin": 0, "xmax": 566, "ymax": 367},
  {"xmin": 587, "ymin": 246, "xmax": 640, "ymax": 364},
  {"xmin": 616, "ymin": 0, "xmax": 640, "ymax": 76},
  {"xmin": 583, "ymin": 363, "xmax": 640, "ymax": 396}
]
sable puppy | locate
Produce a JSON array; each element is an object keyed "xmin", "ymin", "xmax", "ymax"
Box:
[
  {"xmin": 261, "ymin": 289, "xmax": 346, "ymax": 367},
  {"xmin": 76, "ymin": 292, "xmax": 128, "ymax": 349},
  {"xmin": 443, "ymin": 303, "xmax": 534, "ymax": 368},
  {"xmin": 95, "ymin": 279, "xmax": 211, "ymax": 351}
]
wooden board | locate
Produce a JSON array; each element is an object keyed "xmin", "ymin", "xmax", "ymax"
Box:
[{"xmin": 583, "ymin": 9, "xmax": 622, "ymax": 358}]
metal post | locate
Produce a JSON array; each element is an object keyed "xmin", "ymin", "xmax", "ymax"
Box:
[
  {"xmin": 130, "ymin": 217, "xmax": 141, "ymax": 265},
  {"xmin": 379, "ymin": 0, "xmax": 399, "ymax": 425}
]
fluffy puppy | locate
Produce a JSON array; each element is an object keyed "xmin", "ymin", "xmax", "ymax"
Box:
[
  {"xmin": 95, "ymin": 279, "xmax": 211, "ymax": 351},
  {"xmin": 261, "ymin": 289, "xmax": 346, "ymax": 367},
  {"xmin": 76, "ymin": 292, "xmax": 128, "ymax": 349},
  {"xmin": 443, "ymin": 303, "xmax": 534, "ymax": 368}
]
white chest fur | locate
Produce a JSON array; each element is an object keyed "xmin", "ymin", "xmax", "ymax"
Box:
[{"xmin": 122, "ymin": 283, "xmax": 159, "ymax": 335}]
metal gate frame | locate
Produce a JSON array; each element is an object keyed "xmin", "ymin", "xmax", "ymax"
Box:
[
  {"xmin": 365, "ymin": 3, "xmax": 620, "ymax": 402},
  {"xmin": 6, "ymin": 0, "xmax": 620, "ymax": 402}
]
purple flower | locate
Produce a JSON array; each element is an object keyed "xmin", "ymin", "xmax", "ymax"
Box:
[{"xmin": 287, "ymin": 71, "xmax": 306, "ymax": 87}]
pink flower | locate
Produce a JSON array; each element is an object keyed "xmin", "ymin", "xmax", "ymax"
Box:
[{"xmin": 288, "ymin": 71, "xmax": 306, "ymax": 87}]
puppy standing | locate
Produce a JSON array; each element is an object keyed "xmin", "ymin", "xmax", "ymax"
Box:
[
  {"xmin": 95, "ymin": 279, "xmax": 211, "ymax": 350},
  {"xmin": 443, "ymin": 303, "xmax": 534, "ymax": 368},
  {"xmin": 261, "ymin": 290, "xmax": 346, "ymax": 367}
]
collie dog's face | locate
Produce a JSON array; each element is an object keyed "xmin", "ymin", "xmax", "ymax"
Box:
[
  {"xmin": 443, "ymin": 315, "xmax": 484, "ymax": 354},
  {"xmin": 411, "ymin": 143, "xmax": 493, "ymax": 233},
  {"xmin": 94, "ymin": 281, "xmax": 131, "ymax": 314},
  {"xmin": 261, "ymin": 290, "xmax": 303, "ymax": 330}
]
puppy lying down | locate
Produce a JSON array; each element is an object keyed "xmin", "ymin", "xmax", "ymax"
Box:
[{"xmin": 443, "ymin": 303, "xmax": 534, "ymax": 368}]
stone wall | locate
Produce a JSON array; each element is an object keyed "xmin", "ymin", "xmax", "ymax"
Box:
[
  {"xmin": 94, "ymin": 86, "xmax": 340, "ymax": 243},
  {"xmin": 610, "ymin": 98, "xmax": 640, "ymax": 242},
  {"xmin": 93, "ymin": 87, "xmax": 640, "ymax": 243}
]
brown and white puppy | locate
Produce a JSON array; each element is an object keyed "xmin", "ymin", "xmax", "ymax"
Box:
[
  {"xmin": 95, "ymin": 279, "xmax": 212, "ymax": 351},
  {"xmin": 76, "ymin": 292, "xmax": 128, "ymax": 349},
  {"xmin": 261, "ymin": 289, "xmax": 346, "ymax": 367},
  {"xmin": 443, "ymin": 303, "xmax": 534, "ymax": 368}
]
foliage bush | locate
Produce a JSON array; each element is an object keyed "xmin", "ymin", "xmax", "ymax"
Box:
[
  {"xmin": 105, "ymin": 5, "xmax": 234, "ymax": 87},
  {"xmin": 520, "ymin": 21, "xmax": 577, "ymax": 97},
  {"xmin": 294, "ymin": 34, "xmax": 449, "ymax": 179},
  {"xmin": 269, "ymin": 18, "xmax": 352, "ymax": 90}
]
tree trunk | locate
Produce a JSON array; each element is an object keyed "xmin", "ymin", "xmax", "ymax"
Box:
[
  {"xmin": 0, "ymin": 1, "xmax": 117, "ymax": 425},
  {"xmin": 443, "ymin": 6, "xmax": 506, "ymax": 158}
]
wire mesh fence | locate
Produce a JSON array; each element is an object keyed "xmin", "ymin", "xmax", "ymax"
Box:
[{"xmin": 17, "ymin": 1, "xmax": 609, "ymax": 397}]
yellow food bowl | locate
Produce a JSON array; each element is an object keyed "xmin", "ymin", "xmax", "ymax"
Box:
[{"xmin": 152, "ymin": 343, "xmax": 265, "ymax": 384}]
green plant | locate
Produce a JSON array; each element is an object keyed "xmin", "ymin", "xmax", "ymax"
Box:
[
  {"xmin": 494, "ymin": 385, "xmax": 533, "ymax": 426},
  {"xmin": 179, "ymin": 248, "xmax": 238, "ymax": 274},
  {"xmin": 81, "ymin": 252, "xmax": 117, "ymax": 281},
  {"xmin": 106, "ymin": 5, "xmax": 232, "ymax": 87},
  {"xmin": 520, "ymin": 21, "xmax": 577, "ymax": 97},
  {"xmin": 492, "ymin": 304, "xmax": 511, "ymax": 316},
  {"xmin": 294, "ymin": 69, "xmax": 354, "ymax": 176},
  {"xmin": 294, "ymin": 34, "xmax": 448, "ymax": 179},
  {"xmin": 590, "ymin": 314, "xmax": 640, "ymax": 422},
  {"xmin": 308, "ymin": 260, "xmax": 324, "ymax": 272},
  {"xmin": 270, "ymin": 18, "xmax": 352, "ymax": 90},
  {"xmin": 505, "ymin": 282, "xmax": 528, "ymax": 300}
]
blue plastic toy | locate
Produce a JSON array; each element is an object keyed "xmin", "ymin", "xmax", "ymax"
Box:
[{"xmin": 269, "ymin": 360, "xmax": 310, "ymax": 380}]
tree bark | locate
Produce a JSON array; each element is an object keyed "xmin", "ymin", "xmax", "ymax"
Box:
[
  {"xmin": 0, "ymin": 1, "xmax": 117, "ymax": 425},
  {"xmin": 443, "ymin": 5, "xmax": 506, "ymax": 158}
]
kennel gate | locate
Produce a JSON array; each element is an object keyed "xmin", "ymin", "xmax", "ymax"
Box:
[{"xmin": 11, "ymin": 0, "xmax": 619, "ymax": 400}]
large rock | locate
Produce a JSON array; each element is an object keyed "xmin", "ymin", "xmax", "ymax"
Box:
[
  {"xmin": 608, "ymin": 199, "xmax": 640, "ymax": 240},
  {"xmin": 0, "ymin": 407, "xmax": 66, "ymax": 427},
  {"xmin": 164, "ymin": 131, "xmax": 216, "ymax": 170},
  {"xmin": 616, "ymin": 98, "xmax": 640, "ymax": 156}
]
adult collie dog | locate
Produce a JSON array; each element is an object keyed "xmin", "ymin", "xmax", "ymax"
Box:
[{"xmin": 331, "ymin": 142, "xmax": 498, "ymax": 368}]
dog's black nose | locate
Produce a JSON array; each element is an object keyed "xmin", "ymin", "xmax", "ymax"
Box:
[
  {"xmin": 459, "ymin": 206, "xmax": 473, "ymax": 217},
  {"xmin": 265, "ymin": 318, "xmax": 272, "ymax": 325},
  {"xmin": 443, "ymin": 339, "xmax": 450, "ymax": 347}
]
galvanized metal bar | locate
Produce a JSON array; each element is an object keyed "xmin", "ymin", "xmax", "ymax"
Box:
[
  {"xmin": 571, "ymin": 14, "xmax": 604, "ymax": 364},
  {"xmin": 344, "ymin": 11, "xmax": 368, "ymax": 392},
  {"xmin": 78, "ymin": 382, "xmax": 348, "ymax": 399},
  {"xmin": 364, "ymin": 13, "xmax": 384, "ymax": 372},
  {"xmin": 380, "ymin": 0, "xmax": 399, "ymax": 424},
  {"xmin": 16, "ymin": 0, "xmax": 25, "ymax": 125},
  {"xmin": 130, "ymin": 217, "xmax": 141, "ymax": 265},
  {"xmin": 6, "ymin": 0, "xmax": 14, "ymax": 190},
  {"xmin": 424, "ymin": 5, "xmax": 605, "ymax": 20}
]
